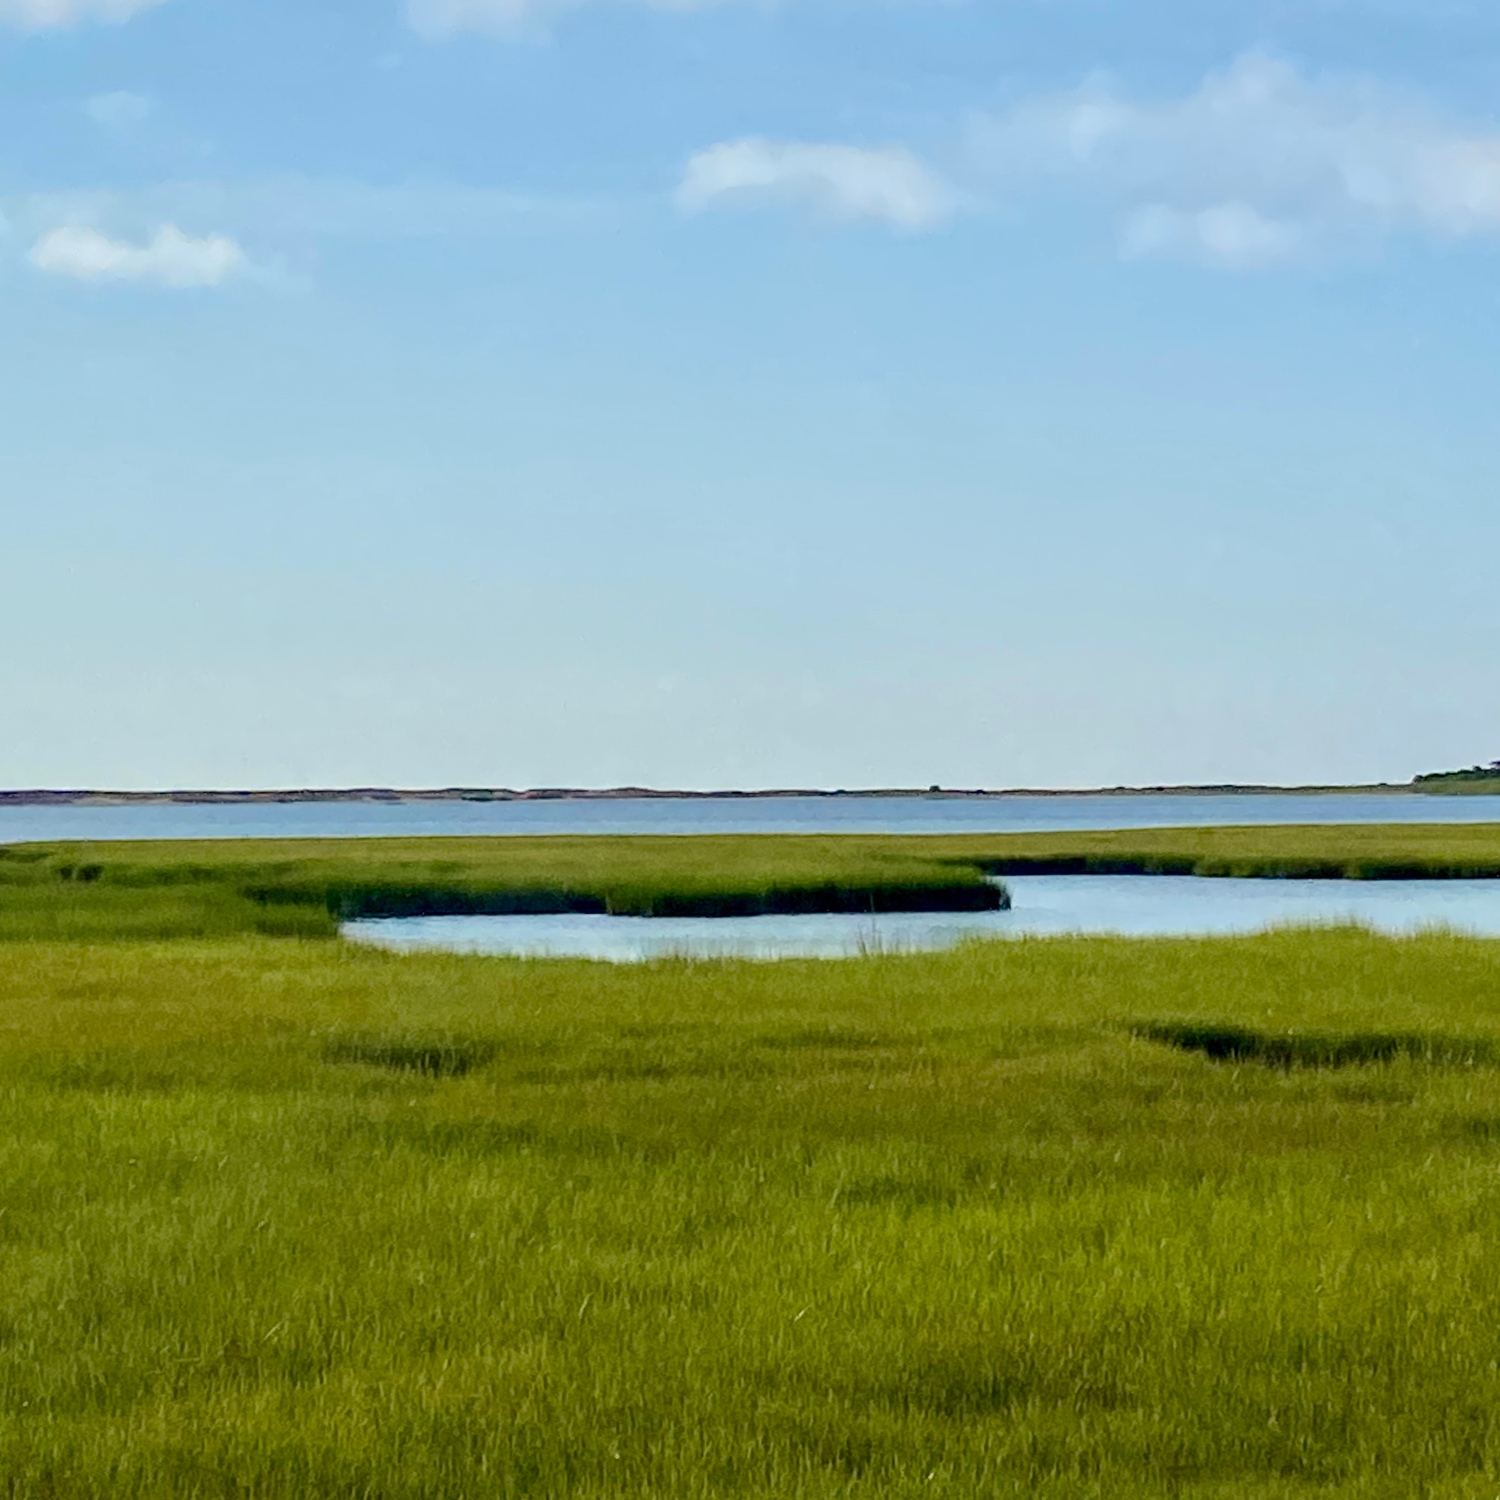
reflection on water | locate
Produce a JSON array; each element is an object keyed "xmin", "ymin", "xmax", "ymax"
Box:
[{"xmin": 343, "ymin": 875, "xmax": 1500, "ymax": 962}]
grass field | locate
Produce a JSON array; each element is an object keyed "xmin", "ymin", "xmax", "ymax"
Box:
[
  {"xmin": 6, "ymin": 917, "xmax": 1500, "ymax": 1496},
  {"xmin": 9, "ymin": 821, "xmax": 1500, "ymax": 942}
]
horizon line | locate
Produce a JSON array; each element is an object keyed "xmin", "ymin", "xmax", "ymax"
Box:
[{"xmin": 0, "ymin": 782, "xmax": 1423, "ymax": 807}]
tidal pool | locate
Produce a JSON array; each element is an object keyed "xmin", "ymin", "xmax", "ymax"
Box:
[{"xmin": 343, "ymin": 875, "xmax": 1500, "ymax": 961}]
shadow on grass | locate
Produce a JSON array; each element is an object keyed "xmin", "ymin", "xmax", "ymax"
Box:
[
  {"xmin": 1132, "ymin": 1022, "xmax": 1499, "ymax": 1069},
  {"xmin": 322, "ymin": 1036, "xmax": 499, "ymax": 1078}
]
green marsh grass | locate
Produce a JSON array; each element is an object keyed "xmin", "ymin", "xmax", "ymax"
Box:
[
  {"xmin": 0, "ymin": 835, "xmax": 1011, "ymax": 941},
  {"xmin": 6, "ymin": 926, "xmax": 1500, "ymax": 1494},
  {"xmin": 9, "ymin": 820, "xmax": 1500, "ymax": 943}
]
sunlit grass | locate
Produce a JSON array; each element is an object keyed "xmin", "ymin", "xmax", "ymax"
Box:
[{"xmin": 5, "ymin": 926, "xmax": 1500, "ymax": 1494}]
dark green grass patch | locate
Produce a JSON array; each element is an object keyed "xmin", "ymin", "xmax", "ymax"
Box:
[
  {"xmin": 1132, "ymin": 1020, "xmax": 1499, "ymax": 1068},
  {"xmin": 322, "ymin": 1034, "xmax": 500, "ymax": 1077}
]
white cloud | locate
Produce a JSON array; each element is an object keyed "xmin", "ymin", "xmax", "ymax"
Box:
[
  {"xmin": 0, "ymin": 0, "xmax": 167, "ymax": 29},
  {"xmin": 4, "ymin": 180, "xmax": 600, "ymax": 287},
  {"xmin": 29, "ymin": 224, "xmax": 247, "ymax": 288},
  {"xmin": 969, "ymin": 51, "xmax": 1500, "ymax": 266},
  {"xmin": 677, "ymin": 139, "xmax": 952, "ymax": 230},
  {"xmin": 86, "ymin": 91, "xmax": 153, "ymax": 131}
]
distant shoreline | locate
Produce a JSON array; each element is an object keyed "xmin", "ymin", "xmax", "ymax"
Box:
[{"xmin": 0, "ymin": 783, "xmax": 1424, "ymax": 807}]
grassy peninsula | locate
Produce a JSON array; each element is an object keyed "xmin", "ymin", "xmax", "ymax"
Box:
[
  {"xmin": 0, "ymin": 835, "xmax": 1007, "ymax": 942},
  {"xmin": 7, "ymin": 821, "xmax": 1500, "ymax": 942}
]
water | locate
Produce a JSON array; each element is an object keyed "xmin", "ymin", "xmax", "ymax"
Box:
[
  {"xmin": 4, "ymin": 791, "xmax": 1500, "ymax": 844},
  {"xmin": 343, "ymin": 875, "xmax": 1500, "ymax": 961}
]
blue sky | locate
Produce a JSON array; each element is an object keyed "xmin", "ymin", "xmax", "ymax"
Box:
[{"xmin": 2, "ymin": 0, "xmax": 1498, "ymax": 789}]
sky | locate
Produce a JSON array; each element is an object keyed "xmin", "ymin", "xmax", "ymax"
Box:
[{"xmin": 2, "ymin": 0, "xmax": 1499, "ymax": 790}]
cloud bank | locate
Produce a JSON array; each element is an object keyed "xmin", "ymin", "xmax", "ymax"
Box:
[
  {"xmin": 30, "ymin": 224, "xmax": 247, "ymax": 287},
  {"xmin": 675, "ymin": 56, "xmax": 1500, "ymax": 261},
  {"xmin": 969, "ymin": 51, "xmax": 1500, "ymax": 266},
  {"xmin": 677, "ymin": 139, "xmax": 952, "ymax": 230},
  {"xmin": 0, "ymin": 0, "xmax": 167, "ymax": 28},
  {"xmin": 20, "ymin": 54, "xmax": 1500, "ymax": 276}
]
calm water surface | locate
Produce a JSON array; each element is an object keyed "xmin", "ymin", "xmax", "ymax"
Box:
[
  {"xmin": 344, "ymin": 875, "xmax": 1500, "ymax": 962},
  {"xmin": 4, "ymin": 793, "xmax": 1500, "ymax": 844}
]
